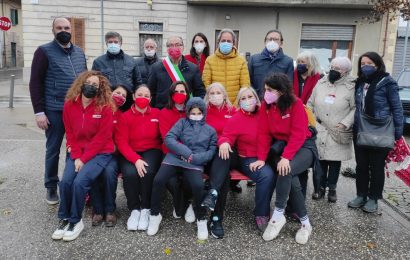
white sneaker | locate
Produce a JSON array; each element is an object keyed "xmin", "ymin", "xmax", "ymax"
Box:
[
  {"xmin": 127, "ymin": 209, "xmax": 141, "ymax": 231},
  {"xmin": 137, "ymin": 209, "xmax": 150, "ymax": 231},
  {"xmin": 52, "ymin": 219, "xmax": 69, "ymax": 240},
  {"xmin": 184, "ymin": 204, "xmax": 196, "ymax": 223},
  {"xmin": 173, "ymin": 208, "xmax": 181, "ymax": 219},
  {"xmin": 197, "ymin": 219, "xmax": 208, "ymax": 240},
  {"xmin": 295, "ymin": 224, "xmax": 312, "ymax": 245},
  {"xmin": 262, "ymin": 215, "xmax": 286, "ymax": 241},
  {"xmin": 147, "ymin": 214, "xmax": 162, "ymax": 236},
  {"xmin": 62, "ymin": 219, "xmax": 84, "ymax": 241}
]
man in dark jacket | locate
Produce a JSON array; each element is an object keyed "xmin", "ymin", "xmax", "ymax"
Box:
[
  {"xmin": 248, "ymin": 29, "xmax": 294, "ymax": 95},
  {"xmin": 136, "ymin": 38, "xmax": 159, "ymax": 84},
  {"xmin": 92, "ymin": 31, "xmax": 142, "ymax": 91},
  {"xmin": 29, "ymin": 17, "xmax": 87, "ymax": 205},
  {"xmin": 148, "ymin": 36, "xmax": 206, "ymax": 109}
]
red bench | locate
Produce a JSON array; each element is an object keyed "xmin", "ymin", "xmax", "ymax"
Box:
[{"xmin": 202, "ymin": 169, "xmax": 250, "ymax": 181}]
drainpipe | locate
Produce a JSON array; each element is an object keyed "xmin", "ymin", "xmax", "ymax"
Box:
[
  {"xmin": 381, "ymin": 12, "xmax": 389, "ymax": 58},
  {"xmin": 101, "ymin": 0, "xmax": 104, "ymax": 54},
  {"xmin": 275, "ymin": 8, "xmax": 280, "ymax": 29}
]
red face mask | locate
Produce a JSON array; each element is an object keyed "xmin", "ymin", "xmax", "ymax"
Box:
[
  {"xmin": 172, "ymin": 93, "xmax": 187, "ymax": 104},
  {"xmin": 168, "ymin": 47, "xmax": 182, "ymax": 60},
  {"xmin": 112, "ymin": 93, "xmax": 126, "ymax": 107},
  {"xmin": 134, "ymin": 97, "xmax": 150, "ymax": 109}
]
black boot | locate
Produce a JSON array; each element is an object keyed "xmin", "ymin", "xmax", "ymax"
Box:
[
  {"xmin": 312, "ymin": 187, "xmax": 325, "ymax": 200},
  {"xmin": 328, "ymin": 189, "xmax": 337, "ymax": 203}
]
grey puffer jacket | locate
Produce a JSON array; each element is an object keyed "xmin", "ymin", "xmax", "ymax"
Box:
[{"xmin": 163, "ymin": 97, "xmax": 217, "ymax": 171}]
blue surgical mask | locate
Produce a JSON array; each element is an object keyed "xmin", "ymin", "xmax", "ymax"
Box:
[
  {"xmin": 219, "ymin": 42, "xmax": 233, "ymax": 55},
  {"xmin": 361, "ymin": 65, "xmax": 377, "ymax": 76},
  {"xmin": 107, "ymin": 43, "xmax": 121, "ymax": 55}
]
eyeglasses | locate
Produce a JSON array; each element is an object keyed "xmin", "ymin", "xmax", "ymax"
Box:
[
  {"xmin": 266, "ymin": 37, "xmax": 281, "ymax": 42},
  {"xmin": 167, "ymin": 43, "xmax": 183, "ymax": 48},
  {"xmin": 329, "ymin": 66, "xmax": 342, "ymax": 72}
]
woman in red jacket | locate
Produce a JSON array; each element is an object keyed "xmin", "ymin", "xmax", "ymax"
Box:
[
  {"xmin": 185, "ymin": 32, "xmax": 210, "ymax": 74},
  {"xmin": 52, "ymin": 71, "xmax": 115, "ymax": 242},
  {"xmin": 293, "ymin": 51, "xmax": 321, "ymax": 105},
  {"xmin": 200, "ymin": 82, "xmax": 235, "ymax": 238},
  {"xmin": 115, "ymin": 84, "xmax": 163, "ymax": 231},
  {"xmin": 218, "ymin": 87, "xmax": 275, "ymax": 232},
  {"xmin": 254, "ymin": 73, "xmax": 315, "ymax": 245}
]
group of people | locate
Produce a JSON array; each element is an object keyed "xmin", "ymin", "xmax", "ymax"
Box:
[{"xmin": 29, "ymin": 17, "xmax": 403, "ymax": 244}]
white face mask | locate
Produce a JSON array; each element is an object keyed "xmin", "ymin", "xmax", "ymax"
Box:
[
  {"xmin": 194, "ymin": 42, "xmax": 205, "ymax": 54},
  {"xmin": 209, "ymin": 94, "xmax": 224, "ymax": 106},
  {"xmin": 189, "ymin": 114, "xmax": 204, "ymax": 121},
  {"xmin": 266, "ymin": 40, "xmax": 279, "ymax": 53},
  {"xmin": 144, "ymin": 49, "xmax": 156, "ymax": 57}
]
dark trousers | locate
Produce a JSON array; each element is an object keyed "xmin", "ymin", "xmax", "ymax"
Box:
[
  {"xmin": 298, "ymin": 170, "xmax": 308, "ymax": 198},
  {"xmin": 90, "ymin": 156, "xmax": 119, "ymax": 215},
  {"xmin": 274, "ymin": 148, "xmax": 313, "ymax": 218},
  {"xmin": 121, "ymin": 149, "xmax": 163, "ymax": 210},
  {"xmin": 354, "ymin": 144, "xmax": 389, "ymax": 200},
  {"xmin": 238, "ymin": 157, "xmax": 275, "ymax": 217},
  {"xmin": 44, "ymin": 110, "xmax": 65, "ymax": 189},
  {"xmin": 320, "ymin": 160, "xmax": 342, "ymax": 190},
  {"xmin": 58, "ymin": 154, "xmax": 111, "ymax": 223},
  {"xmin": 151, "ymin": 164, "xmax": 206, "ymax": 220}
]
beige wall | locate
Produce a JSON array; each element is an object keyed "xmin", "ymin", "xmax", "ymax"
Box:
[{"xmin": 1, "ymin": 0, "xmax": 23, "ymax": 68}]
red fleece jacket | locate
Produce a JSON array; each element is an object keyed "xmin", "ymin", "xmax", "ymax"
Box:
[
  {"xmin": 159, "ymin": 107, "xmax": 186, "ymax": 153},
  {"xmin": 206, "ymin": 104, "xmax": 235, "ymax": 137}
]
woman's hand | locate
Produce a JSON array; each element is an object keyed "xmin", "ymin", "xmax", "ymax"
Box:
[
  {"xmin": 277, "ymin": 158, "xmax": 291, "ymax": 176},
  {"xmin": 335, "ymin": 123, "xmax": 347, "ymax": 130},
  {"xmin": 74, "ymin": 159, "xmax": 84, "ymax": 173},
  {"xmin": 135, "ymin": 159, "xmax": 149, "ymax": 177},
  {"xmin": 67, "ymin": 146, "xmax": 71, "ymax": 153},
  {"xmin": 219, "ymin": 143, "xmax": 232, "ymax": 160},
  {"xmin": 181, "ymin": 154, "xmax": 193, "ymax": 163},
  {"xmin": 249, "ymin": 160, "xmax": 265, "ymax": 172}
]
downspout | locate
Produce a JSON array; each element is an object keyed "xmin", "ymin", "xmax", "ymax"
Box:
[
  {"xmin": 101, "ymin": 0, "xmax": 104, "ymax": 54},
  {"xmin": 276, "ymin": 8, "xmax": 280, "ymax": 29},
  {"xmin": 381, "ymin": 12, "xmax": 389, "ymax": 58}
]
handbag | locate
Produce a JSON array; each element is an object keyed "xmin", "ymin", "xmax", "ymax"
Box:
[{"xmin": 356, "ymin": 111, "xmax": 395, "ymax": 149}]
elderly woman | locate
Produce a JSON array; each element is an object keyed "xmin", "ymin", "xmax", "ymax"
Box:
[
  {"xmin": 293, "ymin": 51, "xmax": 321, "ymax": 105},
  {"xmin": 307, "ymin": 57, "xmax": 356, "ymax": 202}
]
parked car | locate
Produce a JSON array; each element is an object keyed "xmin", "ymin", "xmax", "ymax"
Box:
[{"xmin": 397, "ymin": 68, "xmax": 410, "ymax": 125}]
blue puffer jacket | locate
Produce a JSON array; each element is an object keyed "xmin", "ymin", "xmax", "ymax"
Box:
[
  {"xmin": 163, "ymin": 97, "xmax": 217, "ymax": 171},
  {"xmin": 354, "ymin": 74, "xmax": 403, "ymax": 140},
  {"xmin": 248, "ymin": 48, "xmax": 294, "ymax": 95}
]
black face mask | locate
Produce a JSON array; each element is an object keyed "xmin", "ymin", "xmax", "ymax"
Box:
[
  {"xmin": 82, "ymin": 84, "xmax": 98, "ymax": 98},
  {"xmin": 328, "ymin": 70, "xmax": 341, "ymax": 84},
  {"xmin": 297, "ymin": 64, "xmax": 308, "ymax": 75},
  {"xmin": 56, "ymin": 31, "xmax": 71, "ymax": 45}
]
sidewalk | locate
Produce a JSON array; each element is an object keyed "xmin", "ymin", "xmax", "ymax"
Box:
[
  {"xmin": 0, "ymin": 105, "xmax": 409, "ymax": 259},
  {"xmin": 0, "ymin": 68, "xmax": 31, "ymax": 107}
]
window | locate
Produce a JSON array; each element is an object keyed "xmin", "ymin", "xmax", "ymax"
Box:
[
  {"xmin": 300, "ymin": 24, "xmax": 355, "ymax": 72},
  {"xmin": 139, "ymin": 22, "xmax": 163, "ymax": 56},
  {"xmin": 215, "ymin": 29, "xmax": 239, "ymax": 51},
  {"xmin": 10, "ymin": 9, "xmax": 18, "ymax": 26},
  {"xmin": 67, "ymin": 17, "xmax": 85, "ymax": 50}
]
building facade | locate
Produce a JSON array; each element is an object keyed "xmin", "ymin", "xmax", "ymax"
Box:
[
  {"xmin": 21, "ymin": 0, "xmax": 397, "ymax": 80},
  {"xmin": 1, "ymin": 0, "xmax": 23, "ymax": 68}
]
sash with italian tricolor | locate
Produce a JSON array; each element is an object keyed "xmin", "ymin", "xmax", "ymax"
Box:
[{"xmin": 162, "ymin": 56, "xmax": 186, "ymax": 82}]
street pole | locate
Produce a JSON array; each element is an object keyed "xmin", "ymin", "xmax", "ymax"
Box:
[
  {"xmin": 402, "ymin": 20, "xmax": 410, "ymax": 71},
  {"xmin": 8, "ymin": 74, "xmax": 14, "ymax": 108},
  {"xmin": 101, "ymin": 0, "xmax": 104, "ymax": 54}
]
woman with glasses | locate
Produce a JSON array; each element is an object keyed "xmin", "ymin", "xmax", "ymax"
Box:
[{"xmin": 307, "ymin": 57, "xmax": 356, "ymax": 202}]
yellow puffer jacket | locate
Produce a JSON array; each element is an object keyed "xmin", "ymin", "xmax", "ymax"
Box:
[{"xmin": 202, "ymin": 48, "xmax": 250, "ymax": 103}]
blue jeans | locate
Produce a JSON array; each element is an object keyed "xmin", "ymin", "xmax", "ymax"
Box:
[
  {"xmin": 90, "ymin": 156, "xmax": 119, "ymax": 215},
  {"xmin": 44, "ymin": 110, "xmax": 65, "ymax": 189},
  {"xmin": 58, "ymin": 154, "xmax": 112, "ymax": 223},
  {"xmin": 239, "ymin": 157, "xmax": 275, "ymax": 217}
]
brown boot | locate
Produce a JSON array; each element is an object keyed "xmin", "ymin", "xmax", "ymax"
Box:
[
  {"xmin": 92, "ymin": 214, "xmax": 103, "ymax": 226},
  {"xmin": 105, "ymin": 213, "xmax": 117, "ymax": 227}
]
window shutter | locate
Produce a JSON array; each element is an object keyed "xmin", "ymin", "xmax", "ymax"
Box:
[
  {"xmin": 301, "ymin": 24, "xmax": 355, "ymax": 41},
  {"xmin": 68, "ymin": 17, "xmax": 85, "ymax": 50}
]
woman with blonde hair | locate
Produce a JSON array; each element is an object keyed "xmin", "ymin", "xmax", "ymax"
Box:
[
  {"xmin": 293, "ymin": 51, "xmax": 321, "ymax": 105},
  {"xmin": 52, "ymin": 71, "xmax": 115, "ymax": 241}
]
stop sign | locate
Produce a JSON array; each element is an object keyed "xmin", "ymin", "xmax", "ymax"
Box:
[{"xmin": 0, "ymin": 17, "xmax": 12, "ymax": 31}]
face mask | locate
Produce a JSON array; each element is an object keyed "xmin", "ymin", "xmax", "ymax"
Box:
[
  {"xmin": 240, "ymin": 98, "xmax": 257, "ymax": 112},
  {"xmin": 194, "ymin": 42, "xmax": 205, "ymax": 54},
  {"xmin": 168, "ymin": 47, "xmax": 182, "ymax": 60},
  {"xmin": 264, "ymin": 91, "xmax": 279, "ymax": 104},
  {"xmin": 134, "ymin": 97, "xmax": 150, "ymax": 109},
  {"xmin": 209, "ymin": 94, "xmax": 224, "ymax": 106},
  {"xmin": 328, "ymin": 70, "xmax": 341, "ymax": 84},
  {"xmin": 266, "ymin": 40, "xmax": 279, "ymax": 53},
  {"xmin": 219, "ymin": 42, "xmax": 233, "ymax": 55},
  {"xmin": 107, "ymin": 43, "xmax": 121, "ymax": 55},
  {"xmin": 361, "ymin": 65, "xmax": 377, "ymax": 77},
  {"xmin": 297, "ymin": 64, "xmax": 308, "ymax": 75},
  {"xmin": 82, "ymin": 84, "xmax": 98, "ymax": 99},
  {"xmin": 112, "ymin": 93, "xmax": 126, "ymax": 107},
  {"xmin": 172, "ymin": 93, "xmax": 187, "ymax": 104},
  {"xmin": 55, "ymin": 31, "xmax": 71, "ymax": 45},
  {"xmin": 189, "ymin": 114, "xmax": 204, "ymax": 121},
  {"xmin": 144, "ymin": 49, "xmax": 156, "ymax": 58}
]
